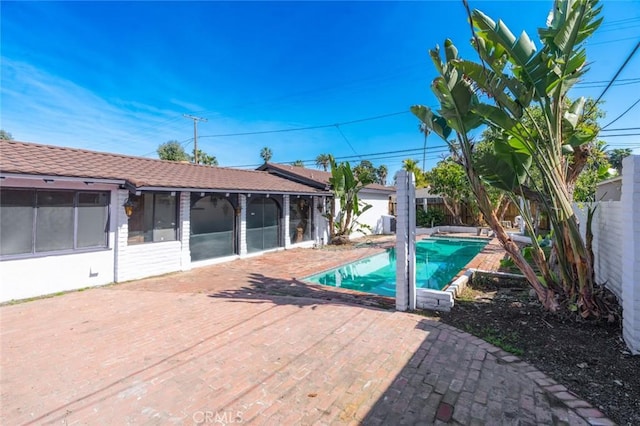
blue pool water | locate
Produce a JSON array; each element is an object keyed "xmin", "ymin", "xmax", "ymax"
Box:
[{"xmin": 304, "ymin": 237, "xmax": 489, "ymax": 297}]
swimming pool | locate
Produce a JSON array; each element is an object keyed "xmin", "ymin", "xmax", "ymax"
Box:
[{"xmin": 304, "ymin": 237, "xmax": 489, "ymax": 297}]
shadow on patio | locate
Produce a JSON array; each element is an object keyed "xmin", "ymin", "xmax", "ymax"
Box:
[{"xmin": 207, "ymin": 272, "xmax": 396, "ymax": 310}]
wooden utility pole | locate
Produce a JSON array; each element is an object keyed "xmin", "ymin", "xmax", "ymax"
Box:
[{"xmin": 183, "ymin": 114, "xmax": 208, "ymax": 164}]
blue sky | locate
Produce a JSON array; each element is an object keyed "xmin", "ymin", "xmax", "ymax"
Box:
[{"xmin": 1, "ymin": 1, "xmax": 639, "ymax": 177}]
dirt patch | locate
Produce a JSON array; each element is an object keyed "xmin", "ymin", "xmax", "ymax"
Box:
[{"xmin": 434, "ymin": 274, "xmax": 640, "ymax": 426}]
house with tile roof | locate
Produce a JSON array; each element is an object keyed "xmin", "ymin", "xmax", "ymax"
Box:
[
  {"xmin": 0, "ymin": 141, "xmax": 333, "ymax": 302},
  {"xmin": 258, "ymin": 162, "xmax": 395, "ymax": 241}
]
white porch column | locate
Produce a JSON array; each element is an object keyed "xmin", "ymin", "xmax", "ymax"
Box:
[
  {"xmin": 621, "ymin": 155, "xmax": 640, "ymax": 354},
  {"xmin": 114, "ymin": 188, "xmax": 130, "ymax": 282},
  {"xmin": 395, "ymin": 170, "xmax": 416, "ymax": 311},
  {"xmin": 284, "ymin": 195, "xmax": 292, "ymax": 248},
  {"xmin": 239, "ymin": 194, "xmax": 248, "ymax": 256},
  {"xmin": 179, "ymin": 192, "xmax": 191, "ymax": 271}
]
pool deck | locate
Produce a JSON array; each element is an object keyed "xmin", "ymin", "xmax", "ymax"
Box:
[{"xmin": 0, "ymin": 236, "xmax": 613, "ymax": 425}]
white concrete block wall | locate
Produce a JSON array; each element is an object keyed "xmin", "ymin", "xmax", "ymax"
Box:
[
  {"xmin": 239, "ymin": 195, "xmax": 247, "ymax": 256},
  {"xmin": 114, "ymin": 191, "xmax": 184, "ymax": 282},
  {"xmin": 621, "ymin": 156, "xmax": 640, "ymax": 353},
  {"xmin": 587, "ymin": 155, "xmax": 640, "ymax": 354},
  {"xmin": 179, "ymin": 192, "xmax": 191, "ymax": 271},
  {"xmin": 593, "ymin": 202, "xmax": 623, "ymax": 299},
  {"xmin": 284, "ymin": 195, "xmax": 291, "ymax": 248},
  {"xmin": 395, "ymin": 171, "xmax": 416, "ymax": 311}
]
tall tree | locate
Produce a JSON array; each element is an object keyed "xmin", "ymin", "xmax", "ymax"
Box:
[
  {"xmin": 0, "ymin": 130, "xmax": 13, "ymax": 140},
  {"xmin": 402, "ymin": 158, "xmax": 428, "ymax": 187},
  {"xmin": 260, "ymin": 147, "xmax": 273, "ymax": 163},
  {"xmin": 315, "ymin": 153, "xmax": 332, "ymax": 171},
  {"xmin": 192, "ymin": 149, "xmax": 218, "ymax": 166},
  {"xmin": 291, "ymin": 160, "xmax": 304, "ymax": 167},
  {"xmin": 608, "ymin": 148, "xmax": 632, "ymax": 174},
  {"xmin": 412, "ymin": 0, "xmax": 611, "ymax": 318},
  {"xmin": 353, "ymin": 160, "xmax": 377, "ymax": 182},
  {"xmin": 157, "ymin": 140, "xmax": 190, "ymax": 162},
  {"xmin": 376, "ymin": 165, "xmax": 388, "ymax": 186},
  {"xmin": 425, "ymin": 159, "xmax": 473, "ymax": 225}
]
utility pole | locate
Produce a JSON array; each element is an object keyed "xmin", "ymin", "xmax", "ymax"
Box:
[{"xmin": 183, "ymin": 114, "xmax": 208, "ymax": 164}]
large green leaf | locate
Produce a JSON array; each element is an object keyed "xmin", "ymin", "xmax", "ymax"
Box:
[{"xmin": 411, "ymin": 105, "xmax": 452, "ymax": 140}]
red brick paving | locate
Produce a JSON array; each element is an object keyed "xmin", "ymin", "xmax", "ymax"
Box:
[{"xmin": 0, "ymin": 236, "xmax": 612, "ymax": 425}]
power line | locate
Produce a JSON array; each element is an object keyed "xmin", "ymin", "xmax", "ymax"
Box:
[
  {"xmin": 590, "ymin": 36, "xmax": 640, "ymax": 46},
  {"xmin": 226, "ymin": 146, "xmax": 450, "ymax": 169},
  {"xmin": 600, "ymin": 126, "xmax": 640, "ymax": 132},
  {"xmin": 334, "ymin": 125, "xmax": 361, "ymax": 159},
  {"xmin": 600, "ymin": 133, "xmax": 640, "ymax": 137},
  {"xmin": 197, "ymin": 110, "xmax": 410, "ymax": 139},
  {"xmin": 587, "ymin": 42, "xmax": 640, "ymax": 117},
  {"xmin": 601, "ymin": 98, "xmax": 640, "ymax": 130}
]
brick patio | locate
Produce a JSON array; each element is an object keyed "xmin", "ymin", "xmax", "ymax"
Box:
[{"xmin": 0, "ymin": 237, "xmax": 612, "ymax": 425}]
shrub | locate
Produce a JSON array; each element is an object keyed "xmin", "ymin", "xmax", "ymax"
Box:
[{"xmin": 417, "ymin": 208, "xmax": 445, "ymax": 227}]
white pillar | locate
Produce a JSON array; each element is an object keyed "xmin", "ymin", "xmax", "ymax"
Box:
[
  {"xmin": 179, "ymin": 192, "xmax": 191, "ymax": 271},
  {"xmin": 621, "ymin": 155, "xmax": 640, "ymax": 354},
  {"xmin": 239, "ymin": 194, "xmax": 248, "ymax": 256},
  {"xmin": 395, "ymin": 170, "xmax": 416, "ymax": 311},
  {"xmin": 114, "ymin": 188, "xmax": 130, "ymax": 282},
  {"xmin": 284, "ymin": 195, "xmax": 292, "ymax": 248}
]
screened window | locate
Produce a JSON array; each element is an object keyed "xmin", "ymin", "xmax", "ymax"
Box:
[
  {"xmin": 289, "ymin": 196, "xmax": 313, "ymax": 244},
  {"xmin": 127, "ymin": 192, "xmax": 178, "ymax": 245},
  {"xmin": 246, "ymin": 197, "xmax": 281, "ymax": 253},
  {"xmin": 0, "ymin": 188, "xmax": 110, "ymax": 257},
  {"xmin": 190, "ymin": 194, "xmax": 236, "ymax": 261}
]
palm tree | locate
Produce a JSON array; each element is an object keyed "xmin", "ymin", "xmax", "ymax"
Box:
[
  {"xmin": 377, "ymin": 165, "xmax": 388, "ymax": 186},
  {"xmin": 260, "ymin": 147, "xmax": 273, "ymax": 163},
  {"xmin": 315, "ymin": 153, "xmax": 331, "ymax": 171},
  {"xmin": 291, "ymin": 160, "xmax": 305, "ymax": 167}
]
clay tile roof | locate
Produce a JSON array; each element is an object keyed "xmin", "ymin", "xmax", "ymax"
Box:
[
  {"xmin": 0, "ymin": 141, "xmax": 328, "ymax": 194},
  {"xmin": 260, "ymin": 162, "xmax": 395, "ymax": 193}
]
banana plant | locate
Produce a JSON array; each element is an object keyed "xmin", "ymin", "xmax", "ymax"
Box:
[
  {"xmin": 326, "ymin": 158, "xmax": 373, "ymax": 244},
  {"xmin": 413, "ymin": 0, "xmax": 608, "ymax": 317},
  {"xmin": 411, "ymin": 40, "xmax": 559, "ymax": 311},
  {"xmin": 464, "ymin": 0, "xmax": 604, "ymax": 317}
]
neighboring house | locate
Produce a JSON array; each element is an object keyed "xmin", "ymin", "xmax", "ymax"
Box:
[
  {"xmin": 0, "ymin": 141, "xmax": 331, "ymax": 302},
  {"xmin": 257, "ymin": 163, "xmax": 395, "ymax": 241}
]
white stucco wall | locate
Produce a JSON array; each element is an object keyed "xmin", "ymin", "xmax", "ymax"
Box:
[
  {"xmin": 353, "ymin": 190, "xmax": 392, "ymax": 236},
  {"xmin": 0, "ymin": 178, "xmax": 118, "ymax": 302}
]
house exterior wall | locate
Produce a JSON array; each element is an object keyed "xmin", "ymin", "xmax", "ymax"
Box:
[
  {"xmin": 114, "ymin": 190, "xmax": 185, "ymax": 282},
  {"xmin": 356, "ymin": 190, "xmax": 391, "ymax": 236},
  {"xmin": 0, "ymin": 177, "xmax": 118, "ymax": 302}
]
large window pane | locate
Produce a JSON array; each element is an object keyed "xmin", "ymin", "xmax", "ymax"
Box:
[
  {"xmin": 127, "ymin": 192, "xmax": 178, "ymax": 245},
  {"xmin": 153, "ymin": 193, "xmax": 177, "ymax": 242},
  {"xmin": 0, "ymin": 189, "xmax": 34, "ymax": 255},
  {"xmin": 77, "ymin": 192, "xmax": 109, "ymax": 248},
  {"xmin": 190, "ymin": 194, "xmax": 235, "ymax": 261},
  {"xmin": 35, "ymin": 191, "xmax": 74, "ymax": 252},
  {"xmin": 247, "ymin": 197, "xmax": 280, "ymax": 253}
]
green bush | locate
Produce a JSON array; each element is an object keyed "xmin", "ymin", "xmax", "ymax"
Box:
[{"xmin": 417, "ymin": 208, "xmax": 445, "ymax": 227}]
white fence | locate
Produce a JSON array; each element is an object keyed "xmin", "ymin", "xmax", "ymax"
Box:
[{"xmin": 579, "ymin": 155, "xmax": 640, "ymax": 354}]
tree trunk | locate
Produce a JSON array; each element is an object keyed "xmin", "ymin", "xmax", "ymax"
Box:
[{"xmin": 467, "ymin": 170, "xmax": 559, "ymax": 311}]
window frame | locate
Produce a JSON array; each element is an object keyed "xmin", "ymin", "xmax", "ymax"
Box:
[{"xmin": 0, "ymin": 188, "xmax": 111, "ymax": 259}]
